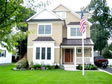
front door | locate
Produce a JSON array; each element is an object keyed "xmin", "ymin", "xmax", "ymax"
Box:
[{"xmin": 65, "ymin": 49, "xmax": 73, "ymax": 64}]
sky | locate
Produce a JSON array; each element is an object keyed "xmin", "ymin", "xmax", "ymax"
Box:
[
  {"xmin": 24, "ymin": 0, "xmax": 112, "ymax": 11},
  {"xmin": 47, "ymin": 0, "xmax": 112, "ymax": 11}
]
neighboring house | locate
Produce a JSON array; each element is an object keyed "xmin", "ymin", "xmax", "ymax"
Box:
[
  {"xmin": 0, "ymin": 45, "xmax": 12, "ymax": 64},
  {"xmin": 26, "ymin": 4, "xmax": 94, "ymax": 70}
]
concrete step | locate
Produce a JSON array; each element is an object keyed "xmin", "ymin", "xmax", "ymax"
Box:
[{"xmin": 64, "ymin": 65, "xmax": 76, "ymax": 71}]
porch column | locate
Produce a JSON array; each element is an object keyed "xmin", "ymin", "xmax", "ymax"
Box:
[
  {"xmin": 61, "ymin": 48, "xmax": 62, "ymax": 64},
  {"xmin": 91, "ymin": 46, "xmax": 94, "ymax": 64},
  {"xmin": 74, "ymin": 47, "xmax": 76, "ymax": 70}
]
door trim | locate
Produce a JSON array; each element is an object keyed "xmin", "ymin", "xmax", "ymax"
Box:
[{"xmin": 64, "ymin": 49, "xmax": 74, "ymax": 64}]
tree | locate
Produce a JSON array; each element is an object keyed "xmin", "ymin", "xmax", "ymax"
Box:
[
  {"xmin": 87, "ymin": 0, "xmax": 112, "ymax": 55},
  {"xmin": 0, "ymin": 0, "xmax": 35, "ymax": 53},
  {"xmin": 102, "ymin": 43, "xmax": 112, "ymax": 58},
  {"xmin": 91, "ymin": 24, "xmax": 109, "ymax": 55}
]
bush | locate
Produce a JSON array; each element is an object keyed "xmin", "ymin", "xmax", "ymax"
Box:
[
  {"xmin": 55, "ymin": 65, "xmax": 59, "ymax": 69},
  {"xmin": 77, "ymin": 64, "xmax": 97, "ymax": 70},
  {"xmin": 44, "ymin": 65, "xmax": 55, "ymax": 70},
  {"xmin": 32, "ymin": 64, "xmax": 59, "ymax": 70},
  {"xmin": 16, "ymin": 57, "xmax": 28, "ymax": 69},
  {"xmin": 32, "ymin": 64, "xmax": 41, "ymax": 69}
]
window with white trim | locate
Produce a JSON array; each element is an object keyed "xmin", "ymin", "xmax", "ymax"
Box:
[
  {"xmin": 77, "ymin": 49, "xmax": 82, "ymax": 54},
  {"xmin": 71, "ymin": 28, "xmax": 82, "ymax": 37},
  {"xmin": 0, "ymin": 50, "xmax": 6, "ymax": 57},
  {"xmin": 41, "ymin": 47, "xmax": 45, "ymax": 59},
  {"xmin": 56, "ymin": 12, "xmax": 66, "ymax": 19},
  {"xmin": 77, "ymin": 48, "xmax": 86, "ymax": 54},
  {"xmin": 47, "ymin": 48, "xmax": 51, "ymax": 60},
  {"xmin": 38, "ymin": 24, "xmax": 51, "ymax": 35},
  {"xmin": 36, "ymin": 47, "xmax": 40, "ymax": 59},
  {"xmin": 36, "ymin": 47, "xmax": 51, "ymax": 60}
]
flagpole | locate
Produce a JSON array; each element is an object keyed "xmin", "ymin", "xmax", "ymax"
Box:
[
  {"xmin": 82, "ymin": 33, "xmax": 84, "ymax": 76},
  {"xmin": 80, "ymin": 10, "xmax": 85, "ymax": 76}
]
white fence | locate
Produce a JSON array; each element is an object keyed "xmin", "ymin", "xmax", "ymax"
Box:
[{"xmin": 108, "ymin": 59, "xmax": 112, "ymax": 65}]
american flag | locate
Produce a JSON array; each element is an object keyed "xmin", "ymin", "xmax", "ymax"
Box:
[{"xmin": 80, "ymin": 11, "xmax": 85, "ymax": 33}]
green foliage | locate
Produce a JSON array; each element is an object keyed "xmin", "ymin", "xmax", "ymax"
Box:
[
  {"xmin": 102, "ymin": 44, "xmax": 112, "ymax": 58},
  {"xmin": 0, "ymin": 0, "xmax": 35, "ymax": 53},
  {"xmin": 32, "ymin": 64, "xmax": 41, "ymax": 69},
  {"xmin": 87, "ymin": 0, "xmax": 112, "ymax": 55},
  {"xmin": 32, "ymin": 64, "xmax": 56, "ymax": 70},
  {"xmin": 77, "ymin": 64, "xmax": 98, "ymax": 70},
  {"xmin": 91, "ymin": 24, "xmax": 109, "ymax": 53},
  {"xmin": 44, "ymin": 65, "xmax": 55, "ymax": 70},
  {"xmin": 16, "ymin": 57, "xmax": 28, "ymax": 69}
]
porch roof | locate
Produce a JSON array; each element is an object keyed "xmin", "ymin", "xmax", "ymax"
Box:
[
  {"xmin": 67, "ymin": 22, "xmax": 80, "ymax": 25},
  {"xmin": 61, "ymin": 38, "xmax": 94, "ymax": 46},
  {"xmin": 33, "ymin": 37, "xmax": 54, "ymax": 41}
]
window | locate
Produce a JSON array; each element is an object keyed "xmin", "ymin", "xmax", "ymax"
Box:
[
  {"xmin": 38, "ymin": 24, "xmax": 51, "ymax": 35},
  {"xmin": 77, "ymin": 49, "xmax": 86, "ymax": 54},
  {"xmin": 36, "ymin": 47, "xmax": 40, "ymax": 59},
  {"xmin": 36, "ymin": 47, "xmax": 51, "ymax": 60},
  {"xmin": 56, "ymin": 12, "xmax": 66, "ymax": 19},
  {"xmin": 0, "ymin": 50, "xmax": 6, "ymax": 57},
  {"xmin": 47, "ymin": 48, "xmax": 51, "ymax": 60},
  {"xmin": 71, "ymin": 28, "xmax": 82, "ymax": 37},
  {"xmin": 41, "ymin": 48, "xmax": 45, "ymax": 59},
  {"xmin": 77, "ymin": 49, "xmax": 82, "ymax": 54}
]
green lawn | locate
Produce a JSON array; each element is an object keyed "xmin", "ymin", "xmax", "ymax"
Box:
[{"xmin": 0, "ymin": 65, "xmax": 112, "ymax": 84}]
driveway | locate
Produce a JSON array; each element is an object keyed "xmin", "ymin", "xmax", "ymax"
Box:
[{"xmin": 100, "ymin": 67, "xmax": 112, "ymax": 73}]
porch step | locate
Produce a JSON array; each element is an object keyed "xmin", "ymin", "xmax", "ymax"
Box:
[{"xmin": 64, "ymin": 65, "xmax": 76, "ymax": 71}]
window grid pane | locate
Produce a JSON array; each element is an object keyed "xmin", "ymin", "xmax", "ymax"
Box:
[
  {"xmin": 45, "ymin": 25, "xmax": 51, "ymax": 34},
  {"xmin": 36, "ymin": 48, "xmax": 40, "ymax": 59},
  {"xmin": 71, "ymin": 28, "xmax": 76, "ymax": 36},
  {"xmin": 47, "ymin": 48, "xmax": 51, "ymax": 60},
  {"xmin": 42, "ymin": 48, "xmax": 45, "ymax": 59},
  {"xmin": 39, "ymin": 25, "xmax": 44, "ymax": 34},
  {"xmin": 77, "ymin": 28, "xmax": 82, "ymax": 36}
]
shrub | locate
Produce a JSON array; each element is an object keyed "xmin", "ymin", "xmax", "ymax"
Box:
[
  {"xmin": 77, "ymin": 64, "xmax": 97, "ymax": 70},
  {"xmin": 44, "ymin": 65, "xmax": 55, "ymax": 70},
  {"xmin": 16, "ymin": 57, "xmax": 28, "ymax": 69},
  {"xmin": 55, "ymin": 65, "xmax": 59, "ymax": 69},
  {"xmin": 32, "ymin": 64, "xmax": 41, "ymax": 69}
]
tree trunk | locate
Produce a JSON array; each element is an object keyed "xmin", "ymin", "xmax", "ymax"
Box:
[{"xmin": 99, "ymin": 50, "xmax": 102, "ymax": 56}]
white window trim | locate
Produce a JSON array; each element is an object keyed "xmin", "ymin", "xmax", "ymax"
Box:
[
  {"xmin": 33, "ymin": 41, "xmax": 54, "ymax": 65},
  {"xmin": 67, "ymin": 25, "xmax": 86, "ymax": 39},
  {"xmin": 37, "ymin": 23, "xmax": 52, "ymax": 36},
  {"xmin": 35, "ymin": 47, "xmax": 52, "ymax": 60},
  {"xmin": 77, "ymin": 48, "xmax": 82, "ymax": 54}
]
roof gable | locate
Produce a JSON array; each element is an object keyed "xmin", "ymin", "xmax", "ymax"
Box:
[
  {"xmin": 53, "ymin": 4, "xmax": 92, "ymax": 26},
  {"xmin": 27, "ymin": 9, "xmax": 63, "ymax": 21},
  {"xmin": 53, "ymin": 4, "xmax": 69, "ymax": 11}
]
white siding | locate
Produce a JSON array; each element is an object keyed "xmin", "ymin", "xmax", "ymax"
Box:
[{"xmin": 0, "ymin": 45, "xmax": 12, "ymax": 64}]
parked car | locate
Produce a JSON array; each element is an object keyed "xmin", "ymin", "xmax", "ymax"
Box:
[{"xmin": 94, "ymin": 56, "xmax": 108, "ymax": 68}]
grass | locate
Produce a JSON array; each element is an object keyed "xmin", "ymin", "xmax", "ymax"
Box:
[{"xmin": 0, "ymin": 64, "xmax": 112, "ymax": 84}]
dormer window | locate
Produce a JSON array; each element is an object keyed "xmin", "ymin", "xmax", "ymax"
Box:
[
  {"xmin": 67, "ymin": 25, "xmax": 86, "ymax": 39},
  {"xmin": 56, "ymin": 12, "xmax": 66, "ymax": 19},
  {"xmin": 38, "ymin": 23, "xmax": 52, "ymax": 35},
  {"xmin": 71, "ymin": 28, "xmax": 82, "ymax": 36}
]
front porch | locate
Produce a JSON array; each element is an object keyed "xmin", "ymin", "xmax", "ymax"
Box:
[{"xmin": 60, "ymin": 46, "xmax": 94, "ymax": 70}]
